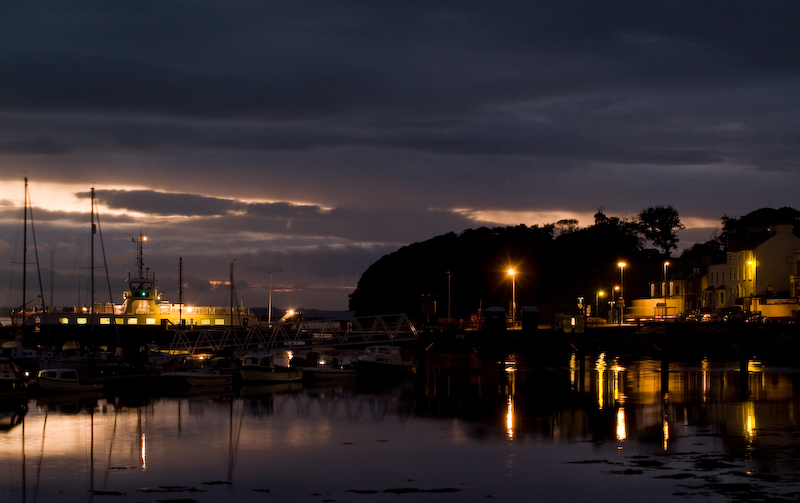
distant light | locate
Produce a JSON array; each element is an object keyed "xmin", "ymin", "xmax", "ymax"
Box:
[
  {"xmin": 507, "ymin": 268, "xmax": 516, "ymax": 276},
  {"xmin": 618, "ymin": 262, "xmax": 626, "ymax": 268}
]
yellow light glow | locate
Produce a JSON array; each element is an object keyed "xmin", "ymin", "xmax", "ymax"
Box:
[
  {"xmin": 506, "ymin": 395, "xmax": 514, "ymax": 440},
  {"xmin": 618, "ymin": 262, "xmax": 626, "ymax": 268},
  {"xmin": 141, "ymin": 432, "xmax": 147, "ymax": 470},
  {"xmin": 596, "ymin": 353, "xmax": 607, "ymax": 409},
  {"xmin": 616, "ymin": 408, "xmax": 627, "ymax": 441},
  {"xmin": 507, "ymin": 268, "xmax": 516, "ymax": 276},
  {"xmin": 744, "ymin": 401, "xmax": 756, "ymax": 441}
]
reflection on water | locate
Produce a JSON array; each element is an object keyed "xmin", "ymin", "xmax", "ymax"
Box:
[{"xmin": 2, "ymin": 351, "xmax": 800, "ymax": 502}]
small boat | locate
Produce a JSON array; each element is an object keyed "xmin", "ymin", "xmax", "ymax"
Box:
[
  {"xmin": 301, "ymin": 350, "xmax": 356, "ymax": 381},
  {"xmin": 0, "ymin": 358, "xmax": 29, "ymax": 397},
  {"xmin": 240, "ymin": 349, "xmax": 303, "ymax": 383},
  {"xmin": 37, "ymin": 368, "xmax": 104, "ymax": 392},
  {"xmin": 354, "ymin": 346, "xmax": 416, "ymax": 379},
  {"xmin": 159, "ymin": 367, "xmax": 233, "ymax": 387}
]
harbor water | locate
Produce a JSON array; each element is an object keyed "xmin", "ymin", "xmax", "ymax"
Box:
[{"xmin": 2, "ymin": 350, "xmax": 800, "ymax": 503}]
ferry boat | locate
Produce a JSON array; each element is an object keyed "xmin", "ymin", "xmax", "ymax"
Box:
[{"xmin": 20, "ymin": 232, "xmax": 259, "ymax": 337}]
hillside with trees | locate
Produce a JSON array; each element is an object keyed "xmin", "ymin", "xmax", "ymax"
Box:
[
  {"xmin": 348, "ymin": 206, "xmax": 800, "ymax": 323},
  {"xmin": 349, "ymin": 206, "xmax": 681, "ymax": 322}
]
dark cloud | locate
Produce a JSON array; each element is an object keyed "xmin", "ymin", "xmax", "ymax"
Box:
[{"xmin": 2, "ymin": 1, "xmax": 800, "ymax": 309}]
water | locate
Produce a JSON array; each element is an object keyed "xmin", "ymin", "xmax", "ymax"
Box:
[{"xmin": 2, "ymin": 350, "xmax": 800, "ymax": 503}]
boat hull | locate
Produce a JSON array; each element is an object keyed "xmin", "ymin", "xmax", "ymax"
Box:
[
  {"xmin": 240, "ymin": 367, "xmax": 303, "ymax": 383},
  {"xmin": 37, "ymin": 368, "xmax": 104, "ymax": 392},
  {"xmin": 160, "ymin": 371, "xmax": 233, "ymax": 387}
]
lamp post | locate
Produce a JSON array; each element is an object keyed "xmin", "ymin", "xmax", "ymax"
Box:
[
  {"xmin": 617, "ymin": 262, "xmax": 626, "ymax": 324},
  {"xmin": 663, "ymin": 261, "xmax": 670, "ymax": 320},
  {"xmin": 446, "ymin": 271, "xmax": 451, "ymax": 322},
  {"xmin": 596, "ymin": 291, "xmax": 605, "ymax": 320},
  {"xmin": 508, "ymin": 268, "xmax": 516, "ymax": 327}
]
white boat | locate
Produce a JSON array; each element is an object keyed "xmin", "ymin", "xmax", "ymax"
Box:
[
  {"xmin": 37, "ymin": 368, "xmax": 104, "ymax": 392},
  {"xmin": 301, "ymin": 350, "xmax": 356, "ymax": 381},
  {"xmin": 354, "ymin": 346, "xmax": 416, "ymax": 378},
  {"xmin": 159, "ymin": 367, "xmax": 233, "ymax": 387},
  {"xmin": 240, "ymin": 350, "xmax": 303, "ymax": 383}
]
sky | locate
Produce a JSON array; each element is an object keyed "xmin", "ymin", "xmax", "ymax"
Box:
[{"xmin": 1, "ymin": 1, "xmax": 800, "ymax": 312}]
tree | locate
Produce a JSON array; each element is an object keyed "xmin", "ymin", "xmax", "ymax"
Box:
[{"xmin": 638, "ymin": 205, "xmax": 685, "ymax": 255}]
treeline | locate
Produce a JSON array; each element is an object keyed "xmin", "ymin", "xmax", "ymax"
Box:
[{"xmin": 348, "ymin": 206, "xmax": 800, "ymax": 322}]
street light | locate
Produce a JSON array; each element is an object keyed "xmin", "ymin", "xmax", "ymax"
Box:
[
  {"xmin": 446, "ymin": 271, "xmax": 451, "ymax": 322},
  {"xmin": 663, "ymin": 261, "xmax": 670, "ymax": 320},
  {"xmin": 508, "ymin": 268, "xmax": 516, "ymax": 327},
  {"xmin": 596, "ymin": 291, "xmax": 605, "ymax": 320},
  {"xmin": 617, "ymin": 262, "xmax": 626, "ymax": 324}
]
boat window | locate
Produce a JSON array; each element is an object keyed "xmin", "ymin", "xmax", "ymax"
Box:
[
  {"xmin": 146, "ymin": 318, "xmax": 157, "ymax": 325},
  {"xmin": 42, "ymin": 371, "xmax": 57, "ymax": 378},
  {"xmin": 128, "ymin": 318, "xmax": 138, "ymax": 325},
  {"xmin": 244, "ymin": 357, "xmax": 257, "ymax": 365},
  {"xmin": 62, "ymin": 370, "xmax": 79, "ymax": 379}
]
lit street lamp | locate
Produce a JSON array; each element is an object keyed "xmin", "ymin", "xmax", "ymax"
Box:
[
  {"xmin": 617, "ymin": 262, "xmax": 626, "ymax": 324},
  {"xmin": 596, "ymin": 291, "xmax": 605, "ymax": 320},
  {"xmin": 508, "ymin": 268, "xmax": 516, "ymax": 327}
]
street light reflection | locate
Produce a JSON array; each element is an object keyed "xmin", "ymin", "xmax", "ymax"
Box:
[
  {"xmin": 141, "ymin": 432, "xmax": 147, "ymax": 471},
  {"xmin": 596, "ymin": 353, "xmax": 607, "ymax": 409},
  {"xmin": 616, "ymin": 407, "xmax": 627, "ymax": 442}
]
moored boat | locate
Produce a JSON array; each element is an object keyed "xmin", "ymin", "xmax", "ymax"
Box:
[
  {"xmin": 301, "ymin": 350, "xmax": 356, "ymax": 381},
  {"xmin": 159, "ymin": 367, "xmax": 233, "ymax": 387},
  {"xmin": 354, "ymin": 345, "xmax": 416, "ymax": 379},
  {"xmin": 37, "ymin": 368, "xmax": 104, "ymax": 392},
  {"xmin": 240, "ymin": 349, "xmax": 303, "ymax": 383},
  {"xmin": 0, "ymin": 358, "xmax": 28, "ymax": 397}
]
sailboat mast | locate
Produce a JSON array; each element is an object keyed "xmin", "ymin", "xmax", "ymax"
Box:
[
  {"xmin": 91, "ymin": 187, "xmax": 96, "ymax": 329},
  {"xmin": 22, "ymin": 177, "xmax": 27, "ymax": 328},
  {"xmin": 179, "ymin": 257, "xmax": 183, "ymax": 326}
]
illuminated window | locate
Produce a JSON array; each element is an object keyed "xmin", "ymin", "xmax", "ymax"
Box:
[
  {"xmin": 146, "ymin": 318, "xmax": 156, "ymax": 325},
  {"xmin": 215, "ymin": 318, "xmax": 225, "ymax": 326},
  {"xmin": 201, "ymin": 319, "xmax": 211, "ymax": 326},
  {"xmin": 59, "ymin": 317, "xmax": 69, "ymax": 325},
  {"xmin": 100, "ymin": 318, "xmax": 111, "ymax": 325},
  {"xmin": 77, "ymin": 318, "xmax": 88, "ymax": 325},
  {"xmin": 128, "ymin": 318, "xmax": 138, "ymax": 325},
  {"xmin": 116, "ymin": 318, "xmax": 124, "ymax": 325}
]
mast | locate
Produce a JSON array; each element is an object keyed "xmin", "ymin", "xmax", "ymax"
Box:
[
  {"xmin": 268, "ymin": 274, "xmax": 272, "ymax": 324},
  {"xmin": 91, "ymin": 187, "xmax": 96, "ymax": 329},
  {"xmin": 229, "ymin": 261, "xmax": 235, "ymax": 327},
  {"xmin": 22, "ymin": 177, "xmax": 27, "ymax": 328},
  {"xmin": 179, "ymin": 257, "xmax": 183, "ymax": 326}
]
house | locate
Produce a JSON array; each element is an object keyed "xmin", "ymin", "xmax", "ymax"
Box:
[{"xmin": 704, "ymin": 223, "xmax": 800, "ymax": 317}]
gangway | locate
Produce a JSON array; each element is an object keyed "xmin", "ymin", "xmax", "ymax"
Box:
[{"xmin": 167, "ymin": 313, "xmax": 418, "ymax": 356}]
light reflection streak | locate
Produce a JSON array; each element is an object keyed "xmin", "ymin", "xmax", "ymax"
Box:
[
  {"xmin": 141, "ymin": 432, "xmax": 146, "ymax": 470},
  {"xmin": 702, "ymin": 357, "xmax": 708, "ymax": 402},
  {"xmin": 596, "ymin": 353, "xmax": 606, "ymax": 409},
  {"xmin": 616, "ymin": 407, "xmax": 626, "ymax": 442},
  {"xmin": 569, "ymin": 353, "xmax": 577, "ymax": 390},
  {"xmin": 662, "ymin": 394, "xmax": 670, "ymax": 451},
  {"xmin": 744, "ymin": 401, "xmax": 756, "ymax": 442},
  {"xmin": 506, "ymin": 395, "xmax": 514, "ymax": 440}
]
